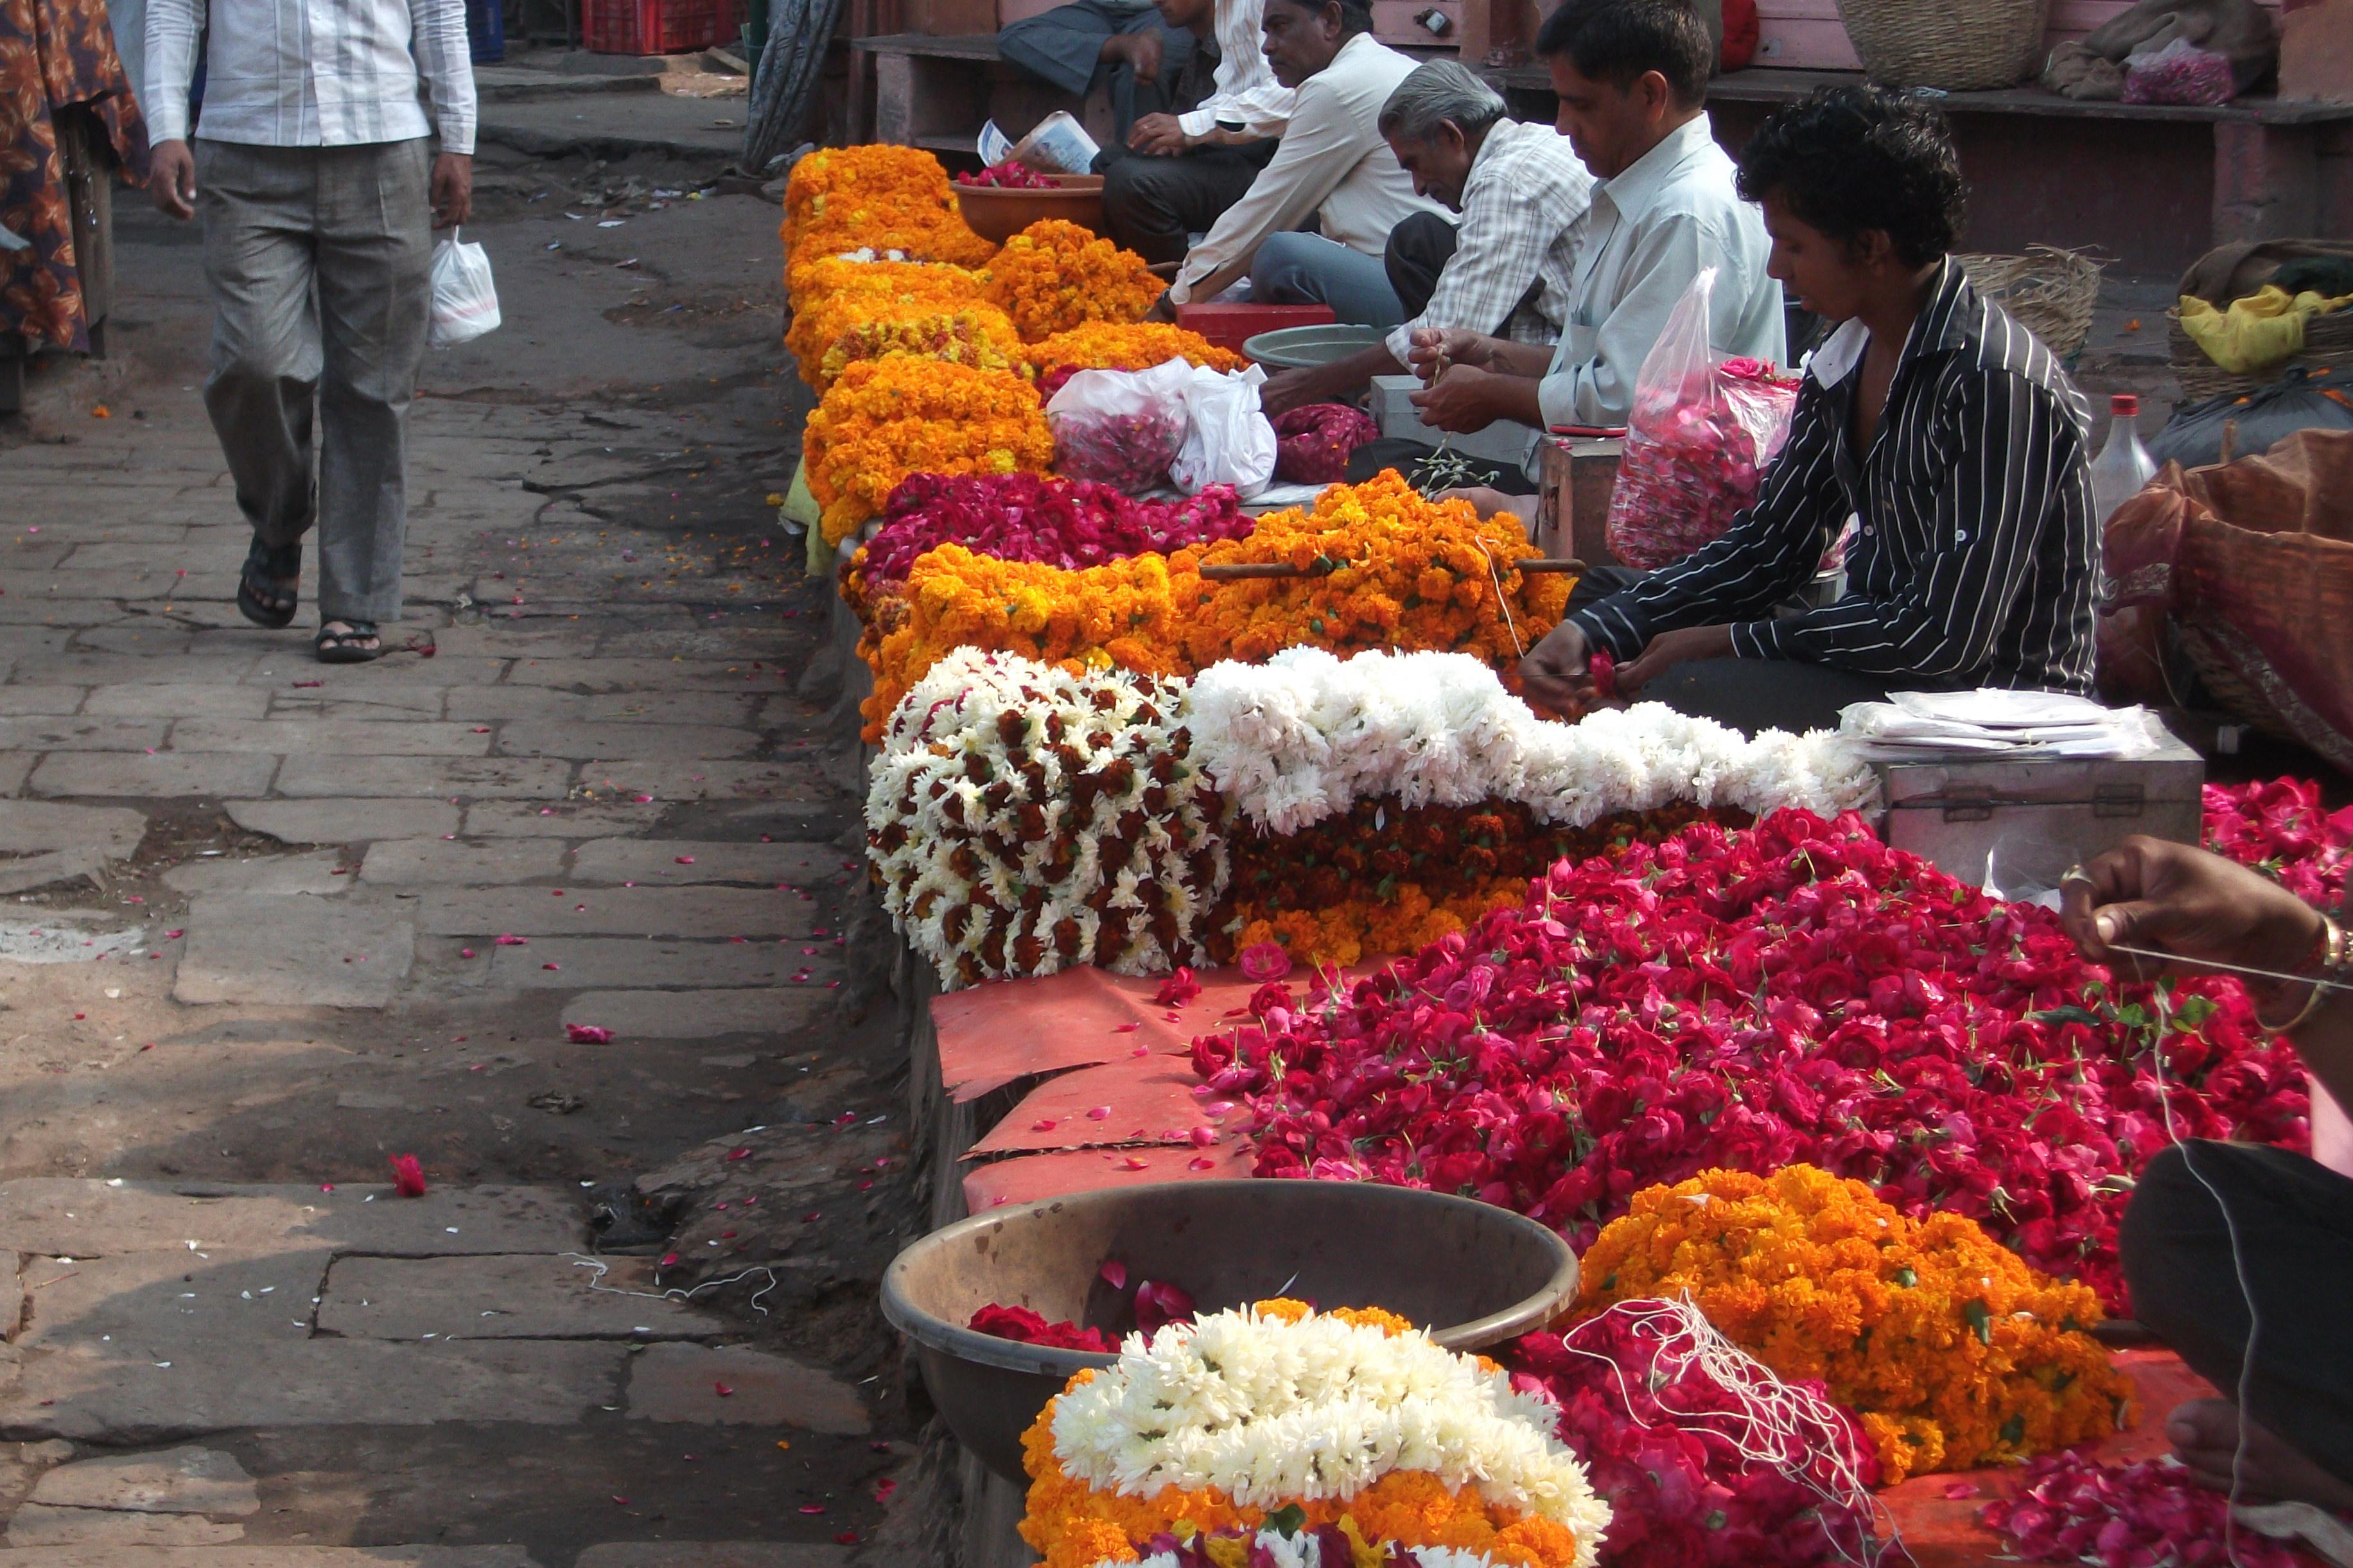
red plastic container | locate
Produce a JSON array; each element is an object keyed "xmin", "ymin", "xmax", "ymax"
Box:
[
  {"xmin": 1175, "ymin": 302, "xmax": 1337, "ymax": 354},
  {"xmin": 583, "ymin": 0, "xmax": 725, "ymax": 53}
]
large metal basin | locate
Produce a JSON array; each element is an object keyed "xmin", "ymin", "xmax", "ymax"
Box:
[{"xmin": 879, "ymin": 1180, "xmax": 1577, "ymax": 1483}]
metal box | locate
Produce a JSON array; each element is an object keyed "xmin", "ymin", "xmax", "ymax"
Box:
[
  {"xmin": 1369, "ymin": 374, "xmax": 1537, "ymax": 467},
  {"xmin": 1872, "ymin": 731, "xmax": 2207, "ymax": 891}
]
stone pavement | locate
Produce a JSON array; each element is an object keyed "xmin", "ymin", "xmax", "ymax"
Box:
[{"xmin": 0, "ymin": 156, "xmax": 904, "ymax": 1565}]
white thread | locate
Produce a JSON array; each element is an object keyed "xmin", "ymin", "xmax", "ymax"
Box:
[
  {"xmin": 566, "ymin": 1253, "xmax": 783, "ymax": 1316},
  {"xmin": 2107, "ymin": 941, "xmax": 2353, "ymax": 998},
  {"xmin": 1470, "ymin": 538, "xmax": 1525, "ymax": 660}
]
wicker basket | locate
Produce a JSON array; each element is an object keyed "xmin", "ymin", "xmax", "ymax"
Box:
[
  {"xmin": 1958, "ymin": 247, "xmax": 2103, "ymax": 360},
  {"xmin": 2168, "ymin": 309, "xmax": 2353, "ymax": 402},
  {"xmin": 1834, "ymin": 0, "xmax": 2051, "ymax": 89}
]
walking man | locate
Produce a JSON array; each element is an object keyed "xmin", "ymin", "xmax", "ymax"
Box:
[{"xmin": 144, "ymin": 0, "xmax": 477, "ymax": 663}]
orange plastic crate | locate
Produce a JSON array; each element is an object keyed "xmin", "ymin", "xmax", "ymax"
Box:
[{"xmin": 582, "ymin": 0, "xmax": 725, "ymax": 54}]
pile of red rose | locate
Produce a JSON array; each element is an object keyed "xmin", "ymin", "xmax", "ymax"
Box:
[
  {"xmin": 853, "ymin": 471, "xmax": 1252, "ymax": 588},
  {"xmin": 1192, "ymin": 808, "xmax": 2311, "ymax": 1311},
  {"xmin": 952, "ymin": 160, "xmax": 1056, "ymax": 189}
]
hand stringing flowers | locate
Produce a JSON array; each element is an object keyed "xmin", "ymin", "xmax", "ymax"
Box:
[{"xmin": 865, "ymin": 649, "xmax": 1228, "ymax": 988}]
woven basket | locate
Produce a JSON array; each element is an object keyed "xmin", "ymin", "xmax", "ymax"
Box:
[
  {"xmin": 2169, "ymin": 309, "xmax": 2353, "ymax": 402},
  {"xmin": 1834, "ymin": 0, "xmax": 2051, "ymax": 89},
  {"xmin": 1959, "ymin": 247, "xmax": 2103, "ymax": 360}
]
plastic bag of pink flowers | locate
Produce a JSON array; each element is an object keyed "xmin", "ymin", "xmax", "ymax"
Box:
[{"xmin": 1604, "ymin": 266, "xmax": 1799, "ymax": 570}]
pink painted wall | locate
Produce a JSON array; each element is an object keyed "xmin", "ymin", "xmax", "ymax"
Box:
[{"xmin": 1752, "ymin": 0, "xmax": 2286, "ymax": 72}]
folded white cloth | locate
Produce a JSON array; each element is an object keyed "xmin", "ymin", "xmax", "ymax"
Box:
[{"xmin": 1838, "ymin": 690, "xmax": 2169, "ymax": 760}]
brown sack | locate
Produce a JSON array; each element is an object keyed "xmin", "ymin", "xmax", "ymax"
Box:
[{"xmin": 2096, "ymin": 426, "xmax": 2353, "ymax": 767}]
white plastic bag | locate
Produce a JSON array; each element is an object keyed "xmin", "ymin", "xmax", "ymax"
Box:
[
  {"xmin": 429, "ymin": 227, "xmax": 501, "ymax": 347},
  {"xmin": 1045, "ymin": 359, "xmax": 1194, "ymax": 493},
  {"xmin": 1171, "ymin": 364, "xmax": 1277, "ymax": 498}
]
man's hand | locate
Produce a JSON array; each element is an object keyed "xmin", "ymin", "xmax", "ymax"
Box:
[
  {"xmin": 1260, "ymin": 365, "xmax": 1339, "ymax": 418},
  {"xmin": 2061, "ymin": 837, "xmax": 2329, "ymax": 989},
  {"xmin": 1519, "ymin": 619, "xmax": 1596, "ymax": 719},
  {"xmin": 1145, "ymin": 288, "xmax": 1178, "ymax": 324},
  {"xmin": 1409, "ymin": 365, "xmax": 1501, "ymax": 433},
  {"xmin": 432, "ymin": 153, "xmax": 473, "ymax": 228},
  {"xmin": 1616, "ymin": 623, "xmax": 1735, "ymax": 695},
  {"xmin": 1105, "ymin": 29, "xmax": 1164, "ymax": 83},
  {"xmin": 1127, "ymin": 113, "xmax": 1190, "ymax": 155},
  {"xmin": 150, "ymin": 139, "xmax": 197, "ymax": 220},
  {"xmin": 1404, "ymin": 326, "xmax": 1494, "ymax": 383}
]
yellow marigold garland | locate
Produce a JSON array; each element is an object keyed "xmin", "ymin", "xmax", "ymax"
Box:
[
  {"xmin": 1574, "ymin": 1164, "xmax": 2131, "ymax": 1485},
  {"xmin": 783, "ymin": 258, "xmax": 988, "ymax": 376},
  {"xmin": 809, "ymin": 300, "xmax": 1022, "ymax": 397},
  {"xmin": 1020, "ymin": 321, "xmax": 1246, "ymax": 379},
  {"xmin": 1227, "ymin": 879, "xmax": 1530, "ymax": 971},
  {"xmin": 780, "ymin": 146, "xmax": 995, "ymax": 279},
  {"xmin": 984, "ymin": 218, "xmax": 1163, "ymax": 342},
  {"xmin": 803, "ymin": 361, "xmax": 1051, "ymax": 547}
]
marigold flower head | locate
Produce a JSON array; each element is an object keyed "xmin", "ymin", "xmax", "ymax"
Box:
[{"xmin": 984, "ymin": 219, "xmax": 1163, "ymax": 342}]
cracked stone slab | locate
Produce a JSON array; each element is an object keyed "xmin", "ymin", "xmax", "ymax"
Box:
[
  {"xmin": 559, "ymin": 990, "xmax": 827, "ymax": 1040},
  {"xmin": 30, "ymin": 753, "xmax": 277, "ymax": 800},
  {"xmin": 4, "ymin": 1508, "xmax": 245, "ymax": 1547},
  {"xmin": 227, "ymin": 800, "xmax": 460, "ymax": 845},
  {"xmin": 414, "ymin": 886, "xmax": 814, "ymax": 939},
  {"xmin": 174, "ymin": 894, "xmax": 414, "ymax": 1007},
  {"xmin": 0, "ymin": 1181, "xmax": 584, "ymax": 1259},
  {"xmin": 0, "ymin": 1546, "xmax": 541, "ymax": 1567},
  {"xmin": 29, "ymin": 1444, "xmax": 258, "ymax": 1514},
  {"xmin": 0, "ymin": 801, "xmax": 146, "ymax": 860},
  {"xmin": 573, "ymin": 1549, "xmax": 848, "ymax": 1568},
  {"xmin": 269, "ymin": 756, "xmax": 573, "ymax": 800},
  {"xmin": 315, "ymin": 1255, "xmax": 723, "ymax": 1341},
  {"xmin": 483, "ymin": 940, "xmax": 810, "ymax": 991},
  {"xmin": 161, "ymin": 852, "xmax": 348, "ymax": 898},
  {"xmin": 17, "ymin": 1249, "xmax": 333, "ymax": 1354},
  {"xmin": 360, "ymin": 839, "xmax": 566, "ymax": 885},
  {"xmin": 567, "ymin": 841, "xmax": 839, "ymax": 887},
  {"xmin": 459, "ymin": 801, "xmax": 663, "ymax": 838},
  {"xmin": 0, "ymin": 1339, "xmax": 630, "ymax": 1440},
  {"xmin": 622, "ymin": 1344, "xmax": 868, "ymax": 1433}
]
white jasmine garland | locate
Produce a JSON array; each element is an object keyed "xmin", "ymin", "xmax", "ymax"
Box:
[
  {"xmin": 1186, "ymin": 648, "xmax": 1880, "ymax": 834},
  {"xmin": 1049, "ymin": 1305, "xmax": 1611, "ymax": 1567},
  {"xmin": 865, "ymin": 649, "xmax": 1230, "ymax": 988}
]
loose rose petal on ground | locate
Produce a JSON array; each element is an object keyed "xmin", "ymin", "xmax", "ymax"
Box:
[
  {"xmin": 714, "ymin": 1382, "xmax": 733, "ymax": 1397},
  {"xmin": 1098, "ymin": 1260, "xmax": 1127, "ymax": 1290},
  {"xmin": 460, "ymin": 948, "xmax": 477, "ymax": 959},
  {"xmin": 1187, "ymin": 1156, "xmax": 1216, "ymax": 1171},
  {"xmin": 727, "ymin": 1147, "xmax": 751, "ymax": 1160},
  {"xmin": 660, "ymin": 1252, "xmax": 679, "ymax": 1267},
  {"xmin": 389, "ymin": 1155, "xmax": 427, "ymax": 1198},
  {"xmin": 495, "ymin": 934, "xmax": 527, "ymax": 946},
  {"xmin": 565, "ymin": 1024, "xmax": 613, "ymax": 1043},
  {"xmin": 1085, "ymin": 1106, "xmax": 1111, "ymax": 1120},
  {"xmin": 164, "ymin": 929, "xmax": 184, "ymax": 939},
  {"xmin": 798, "ymin": 1504, "xmax": 825, "ymax": 1515},
  {"xmin": 1031, "ymin": 1119, "xmax": 1058, "ymax": 1131},
  {"xmin": 1112, "ymin": 1022, "xmax": 1141, "ymax": 1034},
  {"xmin": 1188, "ymin": 1126, "xmax": 1218, "ymax": 1146},
  {"xmin": 1944, "ymin": 1483, "xmax": 1981, "ymax": 1500}
]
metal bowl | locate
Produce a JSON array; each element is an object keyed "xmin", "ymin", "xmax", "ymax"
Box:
[
  {"xmin": 879, "ymin": 1180, "xmax": 1577, "ymax": 1482},
  {"xmin": 1242, "ymin": 323, "xmax": 1391, "ymax": 370}
]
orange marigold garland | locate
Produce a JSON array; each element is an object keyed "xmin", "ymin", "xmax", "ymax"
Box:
[
  {"xmin": 803, "ymin": 360, "xmax": 1051, "ymax": 547},
  {"xmin": 1573, "ymin": 1164, "xmax": 2131, "ymax": 1486},
  {"xmin": 781, "ymin": 146, "xmax": 995, "ymax": 277},
  {"xmin": 809, "ymin": 300, "xmax": 1023, "ymax": 397},
  {"xmin": 1020, "ymin": 321, "xmax": 1246, "ymax": 381},
  {"xmin": 984, "ymin": 218, "xmax": 1163, "ymax": 342}
]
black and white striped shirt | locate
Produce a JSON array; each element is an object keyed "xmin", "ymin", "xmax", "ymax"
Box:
[{"xmin": 1570, "ymin": 258, "xmax": 2099, "ymax": 693}]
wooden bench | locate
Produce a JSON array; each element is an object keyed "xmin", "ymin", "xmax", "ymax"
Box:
[{"xmin": 1499, "ymin": 64, "xmax": 2353, "ymax": 277}]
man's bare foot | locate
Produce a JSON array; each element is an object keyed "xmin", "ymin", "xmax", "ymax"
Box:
[{"xmin": 2168, "ymin": 1398, "xmax": 2353, "ymax": 1512}]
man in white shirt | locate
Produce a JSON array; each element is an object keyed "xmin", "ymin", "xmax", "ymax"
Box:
[
  {"xmin": 1091, "ymin": 0, "xmax": 1296, "ymax": 266},
  {"xmin": 1259, "ymin": 58, "xmax": 1593, "ymax": 416},
  {"xmin": 1403, "ymin": 0, "xmax": 1782, "ymax": 494},
  {"xmin": 1150, "ymin": 0, "xmax": 1440, "ymax": 329},
  {"xmin": 145, "ymin": 0, "xmax": 475, "ymax": 663}
]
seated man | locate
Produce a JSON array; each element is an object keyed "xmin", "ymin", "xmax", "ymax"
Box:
[
  {"xmin": 2063, "ymin": 837, "xmax": 2353, "ymax": 1524},
  {"xmin": 1097, "ymin": 0, "xmax": 1296, "ymax": 267},
  {"xmin": 999, "ymin": 0, "xmax": 1198, "ymax": 150},
  {"xmin": 1257, "ymin": 58, "xmax": 1594, "ymax": 418},
  {"xmin": 1383, "ymin": 0, "xmax": 1781, "ymax": 495},
  {"xmin": 1518, "ymin": 83, "xmax": 2099, "ymax": 735},
  {"xmin": 1150, "ymin": 0, "xmax": 1440, "ymax": 331}
]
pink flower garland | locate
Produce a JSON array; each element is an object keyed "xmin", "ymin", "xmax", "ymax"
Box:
[
  {"xmin": 1979, "ymin": 1452, "xmax": 2303, "ymax": 1567},
  {"xmin": 854, "ymin": 471, "xmax": 1252, "ymax": 588},
  {"xmin": 1191, "ymin": 810, "xmax": 2308, "ymax": 1310}
]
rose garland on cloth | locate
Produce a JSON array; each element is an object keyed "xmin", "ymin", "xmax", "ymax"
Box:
[
  {"xmin": 1977, "ymin": 1451, "xmax": 2305, "ymax": 1567},
  {"xmin": 1172, "ymin": 474, "xmax": 1570, "ymax": 672},
  {"xmin": 1570, "ymin": 1165, "xmax": 2130, "ymax": 1485},
  {"xmin": 781, "ymin": 146, "xmax": 997, "ymax": 280},
  {"xmin": 803, "ymin": 360, "xmax": 1052, "ymax": 547},
  {"xmin": 1022, "ymin": 1299, "xmax": 1613, "ymax": 1568},
  {"xmin": 842, "ymin": 473, "xmax": 1252, "ymax": 621},
  {"xmin": 866, "ymin": 649, "xmax": 1227, "ymax": 988},
  {"xmin": 1505, "ymin": 1300, "xmax": 1882, "ymax": 1568},
  {"xmin": 1185, "ymin": 648, "xmax": 1879, "ymax": 835},
  {"xmin": 985, "ymin": 218, "xmax": 1164, "ymax": 343},
  {"xmin": 1192, "ymin": 810, "xmax": 2308, "ymax": 1314},
  {"xmin": 1220, "ymin": 801, "xmax": 1749, "ymax": 970}
]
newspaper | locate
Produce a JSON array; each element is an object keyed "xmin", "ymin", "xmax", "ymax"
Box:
[{"xmin": 1006, "ymin": 112, "xmax": 1101, "ymax": 175}]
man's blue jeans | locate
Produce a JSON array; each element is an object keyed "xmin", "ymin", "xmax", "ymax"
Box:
[{"xmin": 1249, "ymin": 231, "xmax": 1406, "ymax": 329}]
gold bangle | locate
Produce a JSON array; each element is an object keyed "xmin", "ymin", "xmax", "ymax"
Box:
[
  {"xmin": 2258, "ymin": 977, "xmax": 2330, "ymax": 1036},
  {"xmin": 2259, "ymin": 912, "xmax": 2346, "ymax": 1036}
]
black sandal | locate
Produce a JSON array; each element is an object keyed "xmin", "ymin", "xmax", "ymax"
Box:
[
  {"xmin": 236, "ymin": 536, "xmax": 302, "ymax": 629},
  {"xmin": 314, "ymin": 620, "xmax": 383, "ymax": 664}
]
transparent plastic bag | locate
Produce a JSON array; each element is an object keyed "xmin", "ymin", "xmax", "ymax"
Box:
[
  {"xmin": 1603, "ymin": 266, "xmax": 1799, "ymax": 570},
  {"xmin": 1170, "ymin": 364, "xmax": 1277, "ymax": 498},
  {"xmin": 428, "ymin": 227, "xmax": 501, "ymax": 347},
  {"xmin": 1045, "ymin": 360, "xmax": 1193, "ymax": 494},
  {"xmin": 2122, "ymin": 37, "xmax": 2234, "ymax": 105}
]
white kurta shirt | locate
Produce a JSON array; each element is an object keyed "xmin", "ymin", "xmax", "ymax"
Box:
[
  {"xmin": 1175, "ymin": 0, "xmax": 1295, "ymax": 141},
  {"xmin": 144, "ymin": 0, "xmax": 477, "ymax": 155}
]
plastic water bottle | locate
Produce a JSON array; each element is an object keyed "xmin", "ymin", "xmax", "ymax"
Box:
[{"xmin": 2089, "ymin": 392, "xmax": 2157, "ymax": 525}]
